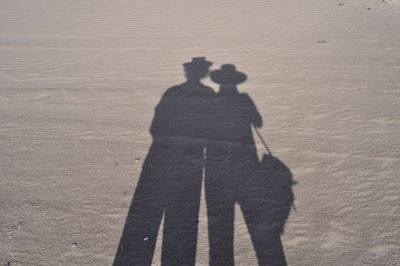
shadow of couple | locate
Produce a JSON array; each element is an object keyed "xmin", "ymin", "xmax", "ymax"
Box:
[{"xmin": 113, "ymin": 57, "xmax": 295, "ymax": 266}]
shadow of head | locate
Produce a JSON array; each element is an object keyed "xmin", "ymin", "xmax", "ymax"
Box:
[
  {"xmin": 210, "ymin": 64, "xmax": 247, "ymax": 86},
  {"xmin": 183, "ymin": 57, "xmax": 212, "ymax": 80}
]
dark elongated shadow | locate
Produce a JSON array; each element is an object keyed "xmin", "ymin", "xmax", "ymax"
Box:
[
  {"xmin": 113, "ymin": 59, "xmax": 295, "ymax": 266},
  {"xmin": 205, "ymin": 64, "xmax": 294, "ymax": 266},
  {"xmin": 113, "ymin": 57, "xmax": 215, "ymax": 266}
]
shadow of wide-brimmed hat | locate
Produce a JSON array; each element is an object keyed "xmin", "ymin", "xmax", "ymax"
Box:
[
  {"xmin": 210, "ymin": 64, "xmax": 247, "ymax": 85},
  {"xmin": 183, "ymin": 57, "xmax": 213, "ymax": 69}
]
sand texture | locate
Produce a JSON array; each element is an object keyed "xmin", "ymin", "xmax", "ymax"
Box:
[{"xmin": 1, "ymin": 0, "xmax": 400, "ymax": 265}]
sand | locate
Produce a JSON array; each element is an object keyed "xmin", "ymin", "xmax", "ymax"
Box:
[{"xmin": 1, "ymin": 0, "xmax": 399, "ymax": 265}]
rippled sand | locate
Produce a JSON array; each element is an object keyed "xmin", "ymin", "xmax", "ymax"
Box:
[{"xmin": 1, "ymin": 1, "xmax": 399, "ymax": 265}]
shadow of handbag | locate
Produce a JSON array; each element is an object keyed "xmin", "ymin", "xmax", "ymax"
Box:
[{"xmin": 252, "ymin": 127, "xmax": 296, "ymax": 233}]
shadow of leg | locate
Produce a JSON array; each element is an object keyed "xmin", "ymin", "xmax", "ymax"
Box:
[
  {"xmin": 161, "ymin": 202, "xmax": 200, "ymax": 266},
  {"xmin": 113, "ymin": 190, "xmax": 163, "ymax": 266},
  {"xmin": 205, "ymin": 175, "xmax": 235, "ymax": 266},
  {"xmin": 241, "ymin": 201, "xmax": 287, "ymax": 266},
  {"xmin": 161, "ymin": 170, "xmax": 202, "ymax": 266}
]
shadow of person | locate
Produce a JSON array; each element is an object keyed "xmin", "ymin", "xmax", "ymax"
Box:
[
  {"xmin": 113, "ymin": 57, "xmax": 216, "ymax": 266},
  {"xmin": 206, "ymin": 64, "xmax": 295, "ymax": 266}
]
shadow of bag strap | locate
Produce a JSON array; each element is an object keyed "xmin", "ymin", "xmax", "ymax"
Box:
[{"xmin": 253, "ymin": 126, "xmax": 273, "ymax": 157}]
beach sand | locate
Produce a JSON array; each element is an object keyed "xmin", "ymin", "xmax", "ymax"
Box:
[{"xmin": 1, "ymin": 0, "xmax": 399, "ymax": 265}]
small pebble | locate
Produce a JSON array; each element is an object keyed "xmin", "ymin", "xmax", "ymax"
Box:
[{"xmin": 71, "ymin": 242, "xmax": 78, "ymax": 248}]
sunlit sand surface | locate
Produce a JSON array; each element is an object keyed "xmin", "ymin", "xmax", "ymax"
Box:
[{"xmin": 1, "ymin": 1, "xmax": 400, "ymax": 265}]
